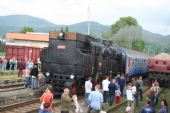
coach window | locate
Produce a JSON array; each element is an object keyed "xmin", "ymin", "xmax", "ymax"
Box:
[
  {"xmin": 143, "ymin": 60, "xmax": 145, "ymax": 66},
  {"xmin": 132, "ymin": 59, "xmax": 134, "ymax": 67}
]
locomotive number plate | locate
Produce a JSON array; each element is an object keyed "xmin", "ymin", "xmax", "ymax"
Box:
[{"xmin": 57, "ymin": 45, "xmax": 66, "ymax": 49}]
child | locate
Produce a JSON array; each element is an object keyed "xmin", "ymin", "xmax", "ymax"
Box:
[
  {"xmin": 72, "ymin": 85, "xmax": 83, "ymax": 113},
  {"xmin": 38, "ymin": 72, "xmax": 45, "ymax": 87},
  {"xmin": 115, "ymin": 89, "xmax": 121, "ymax": 105}
]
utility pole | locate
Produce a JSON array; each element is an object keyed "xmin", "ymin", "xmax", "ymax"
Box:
[{"xmin": 87, "ymin": 7, "xmax": 91, "ymax": 35}]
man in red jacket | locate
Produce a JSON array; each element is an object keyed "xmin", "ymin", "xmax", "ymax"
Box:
[
  {"xmin": 18, "ymin": 59, "xmax": 25, "ymax": 77},
  {"xmin": 39, "ymin": 86, "xmax": 53, "ymax": 113}
]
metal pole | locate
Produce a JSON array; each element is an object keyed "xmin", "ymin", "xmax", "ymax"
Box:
[{"xmin": 88, "ymin": 7, "xmax": 91, "ymax": 35}]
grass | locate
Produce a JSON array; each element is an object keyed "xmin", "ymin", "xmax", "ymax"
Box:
[
  {"xmin": 103, "ymin": 85, "xmax": 150, "ymax": 112},
  {"xmin": 0, "ymin": 70, "xmax": 24, "ymax": 80},
  {"xmin": 134, "ymin": 88, "xmax": 170, "ymax": 113},
  {"xmin": 155, "ymin": 88, "xmax": 170, "ymax": 112}
]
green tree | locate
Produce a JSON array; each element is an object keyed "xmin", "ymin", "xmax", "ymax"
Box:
[
  {"xmin": 64, "ymin": 26, "xmax": 69, "ymax": 32},
  {"xmin": 60, "ymin": 27, "xmax": 64, "ymax": 32},
  {"xmin": 111, "ymin": 16, "xmax": 138, "ymax": 35},
  {"xmin": 20, "ymin": 26, "xmax": 34, "ymax": 33},
  {"xmin": 102, "ymin": 30, "xmax": 112, "ymax": 40},
  {"xmin": 132, "ymin": 37, "xmax": 145, "ymax": 52},
  {"xmin": 0, "ymin": 40, "xmax": 5, "ymax": 52}
]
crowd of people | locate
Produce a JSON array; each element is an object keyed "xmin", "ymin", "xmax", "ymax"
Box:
[
  {"xmin": 0, "ymin": 57, "xmax": 168, "ymax": 113},
  {"xmin": 0, "ymin": 57, "xmax": 45, "ymax": 89},
  {"xmin": 23, "ymin": 59, "xmax": 45, "ymax": 89},
  {"xmin": 0, "ymin": 57, "xmax": 21, "ymax": 71}
]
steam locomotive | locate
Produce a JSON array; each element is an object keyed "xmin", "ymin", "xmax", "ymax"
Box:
[{"xmin": 40, "ymin": 32, "xmax": 149, "ymax": 95}]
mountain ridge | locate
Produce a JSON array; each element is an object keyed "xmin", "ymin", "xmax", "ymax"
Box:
[{"xmin": 0, "ymin": 14, "xmax": 169, "ymax": 53}]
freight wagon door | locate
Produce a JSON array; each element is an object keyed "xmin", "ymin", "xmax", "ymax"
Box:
[
  {"xmin": 6, "ymin": 46, "xmax": 12, "ymax": 60},
  {"xmin": 18, "ymin": 48, "xmax": 24, "ymax": 61},
  {"xmin": 12, "ymin": 48, "xmax": 18, "ymax": 59},
  {"xmin": 32, "ymin": 48, "xmax": 41, "ymax": 63}
]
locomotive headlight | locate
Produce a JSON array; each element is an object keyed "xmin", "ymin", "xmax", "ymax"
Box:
[
  {"xmin": 46, "ymin": 72, "xmax": 50, "ymax": 77},
  {"xmin": 70, "ymin": 74, "xmax": 74, "ymax": 79}
]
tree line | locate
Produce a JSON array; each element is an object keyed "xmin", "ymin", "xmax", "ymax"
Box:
[
  {"xmin": 102, "ymin": 16, "xmax": 145, "ymax": 52},
  {"xmin": 13, "ymin": 17, "xmax": 167, "ymax": 55}
]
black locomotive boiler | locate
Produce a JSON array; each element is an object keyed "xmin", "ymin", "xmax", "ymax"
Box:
[{"xmin": 40, "ymin": 32, "xmax": 122, "ymax": 95}]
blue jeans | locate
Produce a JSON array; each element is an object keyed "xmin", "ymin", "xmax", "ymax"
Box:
[
  {"xmin": 0, "ymin": 64, "xmax": 2, "ymax": 71},
  {"xmin": 25, "ymin": 77, "xmax": 31, "ymax": 88},
  {"xmin": 138, "ymin": 89, "xmax": 143, "ymax": 101},
  {"xmin": 39, "ymin": 109, "xmax": 51, "ymax": 113},
  {"xmin": 85, "ymin": 93, "xmax": 90, "ymax": 107},
  {"xmin": 134, "ymin": 92, "xmax": 139, "ymax": 106},
  {"xmin": 109, "ymin": 94, "xmax": 115, "ymax": 106},
  {"xmin": 120, "ymin": 86, "xmax": 124, "ymax": 97},
  {"xmin": 32, "ymin": 77, "xmax": 37, "ymax": 88}
]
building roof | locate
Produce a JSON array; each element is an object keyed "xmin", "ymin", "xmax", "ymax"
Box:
[{"xmin": 6, "ymin": 32, "xmax": 49, "ymax": 42}]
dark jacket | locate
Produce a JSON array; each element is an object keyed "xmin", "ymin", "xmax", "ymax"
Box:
[
  {"xmin": 30, "ymin": 67, "xmax": 38, "ymax": 78},
  {"xmin": 118, "ymin": 76, "xmax": 126, "ymax": 87},
  {"xmin": 139, "ymin": 105, "xmax": 155, "ymax": 113},
  {"xmin": 158, "ymin": 106, "xmax": 168, "ymax": 113},
  {"xmin": 108, "ymin": 83, "xmax": 117, "ymax": 95}
]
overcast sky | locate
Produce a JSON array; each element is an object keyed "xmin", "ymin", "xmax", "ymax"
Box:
[{"xmin": 0, "ymin": 0, "xmax": 170, "ymax": 35}]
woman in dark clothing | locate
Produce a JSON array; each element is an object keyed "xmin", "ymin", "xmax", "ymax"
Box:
[
  {"xmin": 158, "ymin": 99, "xmax": 168, "ymax": 113},
  {"xmin": 6, "ymin": 60, "xmax": 10, "ymax": 70}
]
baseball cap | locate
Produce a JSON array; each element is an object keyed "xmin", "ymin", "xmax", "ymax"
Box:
[{"xmin": 126, "ymin": 106, "xmax": 131, "ymax": 112}]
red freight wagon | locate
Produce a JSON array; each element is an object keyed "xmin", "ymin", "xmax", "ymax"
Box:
[
  {"xmin": 148, "ymin": 53, "xmax": 170, "ymax": 86},
  {"xmin": 5, "ymin": 45, "xmax": 42, "ymax": 63}
]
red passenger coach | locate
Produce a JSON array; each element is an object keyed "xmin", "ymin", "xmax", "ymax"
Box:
[{"xmin": 6, "ymin": 32, "xmax": 49, "ymax": 63}]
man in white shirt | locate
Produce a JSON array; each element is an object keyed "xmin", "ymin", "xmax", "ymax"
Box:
[
  {"xmin": 85, "ymin": 77, "xmax": 92, "ymax": 107},
  {"xmin": 102, "ymin": 76, "xmax": 110, "ymax": 104}
]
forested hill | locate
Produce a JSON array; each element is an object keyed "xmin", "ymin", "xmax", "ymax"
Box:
[
  {"xmin": 0, "ymin": 15, "xmax": 109, "ymax": 37},
  {"xmin": 0, "ymin": 14, "xmax": 170, "ymax": 53}
]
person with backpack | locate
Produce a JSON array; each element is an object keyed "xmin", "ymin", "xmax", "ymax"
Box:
[{"xmin": 39, "ymin": 86, "xmax": 53, "ymax": 113}]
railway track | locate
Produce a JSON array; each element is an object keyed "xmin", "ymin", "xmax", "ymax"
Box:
[
  {"xmin": 0, "ymin": 83, "xmax": 25, "ymax": 89},
  {"xmin": 107, "ymin": 87, "xmax": 164, "ymax": 113},
  {"xmin": 0, "ymin": 86, "xmax": 25, "ymax": 93},
  {"xmin": 0, "ymin": 98, "xmax": 60, "ymax": 113}
]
